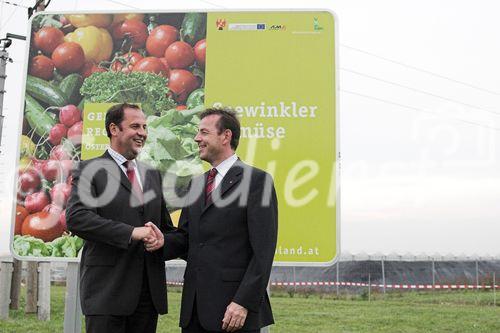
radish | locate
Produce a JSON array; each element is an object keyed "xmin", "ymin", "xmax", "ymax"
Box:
[
  {"xmin": 50, "ymin": 145, "xmax": 72, "ymax": 160},
  {"xmin": 25, "ymin": 191, "xmax": 50, "ymax": 213},
  {"xmin": 59, "ymin": 209, "xmax": 67, "ymax": 231},
  {"xmin": 18, "ymin": 169, "xmax": 41, "ymax": 194},
  {"xmin": 50, "ymin": 183, "xmax": 71, "ymax": 207},
  {"xmin": 59, "ymin": 105, "xmax": 81, "ymax": 128},
  {"xmin": 67, "ymin": 121, "xmax": 83, "ymax": 145},
  {"xmin": 48, "ymin": 123, "xmax": 68, "ymax": 145}
]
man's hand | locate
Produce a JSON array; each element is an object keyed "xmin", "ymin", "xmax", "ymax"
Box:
[
  {"xmin": 222, "ymin": 302, "xmax": 248, "ymax": 332},
  {"xmin": 144, "ymin": 222, "xmax": 164, "ymax": 252},
  {"xmin": 131, "ymin": 226, "xmax": 156, "ymax": 242}
]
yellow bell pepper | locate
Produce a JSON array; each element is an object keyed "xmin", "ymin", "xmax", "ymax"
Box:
[
  {"xmin": 18, "ymin": 157, "xmax": 31, "ymax": 172},
  {"xmin": 112, "ymin": 13, "xmax": 145, "ymax": 24},
  {"xmin": 20, "ymin": 135, "xmax": 35, "ymax": 158},
  {"xmin": 67, "ymin": 14, "xmax": 112, "ymax": 28},
  {"xmin": 65, "ymin": 26, "xmax": 113, "ymax": 63}
]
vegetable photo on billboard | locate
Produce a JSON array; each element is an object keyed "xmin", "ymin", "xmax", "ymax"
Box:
[{"xmin": 13, "ymin": 12, "xmax": 207, "ymax": 259}]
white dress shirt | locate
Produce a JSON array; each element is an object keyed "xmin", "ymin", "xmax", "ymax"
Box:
[
  {"xmin": 107, "ymin": 147, "xmax": 143, "ymax": 190},
  {"xmin": 212, "ymin": 154, "xmax": 238, "ymax": 189}
]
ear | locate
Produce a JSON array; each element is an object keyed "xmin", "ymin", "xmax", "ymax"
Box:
[
  {"xmin": 223, "ymin": 129, "xmax": 232, "ymax": 146},
  {"xmin": 109, "ymin": 123, "xmax": 119, "ymax": 137}
]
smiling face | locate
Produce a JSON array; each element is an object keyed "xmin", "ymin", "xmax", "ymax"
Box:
[
  {"xmin": 194, "ymin": 114, "xmax": 233, "ymax": 166},
  {"xmin": 109, "ymin": 107, "xmax": 147, "ymax": 160}
]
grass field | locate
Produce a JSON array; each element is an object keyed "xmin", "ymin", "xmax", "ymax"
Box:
[{"xmin": 1, "ymin": 286, "xmax": 500, "ymax": 332}]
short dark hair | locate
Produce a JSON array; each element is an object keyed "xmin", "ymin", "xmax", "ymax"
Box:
[
  {"xmin": 200, "ymin": 107, "xmax": 240, "ymax": 150},
  {"xmin": 105, "ymin": 103, "xmax": 141, "ymax": 138}
]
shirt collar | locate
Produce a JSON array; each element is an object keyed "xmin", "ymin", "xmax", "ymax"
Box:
[
  {"xmin": 215, "ymin": 154, "xmax": 238, "ymax": 178},
  {"xmin": 107, "ymin": 147, "xmax": 137, "ymax": 168}
]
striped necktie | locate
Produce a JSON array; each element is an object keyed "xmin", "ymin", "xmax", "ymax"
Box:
[
  {"xmin": 205, "ymin": 168, "xmax": 217, "ymax": 205},
  {"xmin": 124, "ymin": 160, "xmax": 143, "ymax": 203}
]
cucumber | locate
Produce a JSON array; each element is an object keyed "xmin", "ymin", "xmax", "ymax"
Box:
[
  {"xmin": 59, "ymin": 73, "xmax": 83, "ymax": 105},
  {"xmin": 25, "ymin": 94, "xmax": 56, "ymax": 137},
  {"xmin": 181, "ymin": 13, "xmax": 206, "ymax": 46},
  {"xmin": 77, "ymin": 98, "xmax": 86, "ymax": 112},
  {"xmin": 26, "ymin": 75, "xmax": 68, "ymax": 107}
]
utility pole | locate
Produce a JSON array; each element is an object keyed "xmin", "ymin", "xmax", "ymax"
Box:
[{"xmin": 0, "ymin": 38, "xmax": 13, "ymax": 151}]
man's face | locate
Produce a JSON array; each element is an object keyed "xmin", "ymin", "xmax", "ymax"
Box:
[
  {"xmin": 110, "ymin": 107, "xmax": 147, "ymax": 160},
  {"xmin": 195, "ymin": 114, "xmax": 228, "ymax": 164}
]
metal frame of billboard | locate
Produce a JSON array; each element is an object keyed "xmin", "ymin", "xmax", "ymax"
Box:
[{"xmin": 9, "ymin": 8, "xmax": 339, "ymax": 266}]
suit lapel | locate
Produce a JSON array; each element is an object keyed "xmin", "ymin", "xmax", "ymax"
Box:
[
  {"xmin": 202, "ymin": 162, "xmax": 244, "ymax": 214},
  {"xmin": 100, "ymin": 151, "xmax": 144, "ymax": 203}
]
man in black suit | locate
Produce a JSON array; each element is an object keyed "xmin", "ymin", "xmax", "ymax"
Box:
[
  {"xmin": 146, "ymin": 108, "xmax": 278, "ymax": 332},
  {"xmin": 67, "ymin": 103, "xmax": 173, "ymax": 333}
]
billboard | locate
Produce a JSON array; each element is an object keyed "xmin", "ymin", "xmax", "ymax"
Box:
[{"xmin": 11, "ymin": 10, "xmax": 337, "ymax": 265}]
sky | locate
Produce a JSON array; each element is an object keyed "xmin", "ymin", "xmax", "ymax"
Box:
[{"xmin": 1, "ymin": 0, "xmax": 499, "ymax": 258}]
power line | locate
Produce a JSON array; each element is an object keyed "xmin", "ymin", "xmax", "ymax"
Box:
[
  {"xmin": 341, "ymin": 67, "xmax": 500, "ymax": 116},
  {"xmin": 341, "ymin": 44, "xmax": 500, "ymax": 97},
  {"xmin": 340, "ymin": 89, "xmax": 500, "ymax": 132},
  {"xmin": 0, "ymin": 3, "xmax": 18, "ymax": 31},
  {"xmin": 0, "ymin": 1, "xmax": 29, "ymax": 9}
]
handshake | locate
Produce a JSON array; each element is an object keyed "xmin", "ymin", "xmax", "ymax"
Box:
[{"xmin": 131, "ymin": 222, "xmax": 164, "ymax": 252}]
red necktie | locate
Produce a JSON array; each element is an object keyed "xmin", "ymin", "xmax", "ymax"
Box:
[
  {"xmin": 124, "ymin": 161, "xmax": 143, "ymax": 203},
  {"xmin": 205, "ymin": 168, "xmax": 217, "ymax": 205}
]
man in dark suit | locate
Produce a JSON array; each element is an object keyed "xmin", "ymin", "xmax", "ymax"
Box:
[
  {"xmin": 66, "ymin": 103, "xmax": 174, "ymax": 333},
  {"xmin": 146, "ymin": 108, "xmax": 278, "ymax": 333}
]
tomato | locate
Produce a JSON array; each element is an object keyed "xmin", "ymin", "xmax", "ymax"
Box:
[
  {"xmin": 164, "ymin": 41, "xmax": 195, "ymax": 69},
  {"xmin": 24, "ymin": 191, "xmax": 50, "ymax": 214},
  {"xmin": 22, "ymin": 211, "xmax": 64, "ymax": 242},
  {"xmin": 67, "ymin": 121, "xmax": 83, "ymax": 145},
  {"xmin": 111, "ymin": 52, "xmax": 143, "ymax": 74},
  {"xmin": 80, "ymin": 61, "xmax": 106, "ymax": 78},
  {"xmin": 29, "ymin": 55, "xmax": 55, "ymax": 80},
  {"xmin": 158, "ymin": 58, "xmax": 171, "ymax": 77},
  {"xmin": 113, "ymin": 19, "xmax": 148, "ymax": 49},
  {"xmin": 194, "ymin": 39, "xmax": 206, "ymax": 69},
  {"xmin": 34, "ymin": 26, "xmax": 64, "ymax": 55},
  {"xmin": 48, "ymin": 123, "xmax": 68, "ymax": 146},
  {"xmin": 112, "ymin": 13, "xmax": 145, "ymax": 24},
  {"xmin": 42, "ymin": 203, "xmax": 62, "ymax": 214},
  {"xmin": 132, "ymin": 57, "xmax": 169, "ymax": 76},
  {"xmin": 146, "ymin": 25, "xmax": 179, "ymax": 57},
  {"xmin": 50, "ymin": 145, "xmax": 72, "ymax": 161},
  {"xmin": 18, "ymin": 169, "xmax": 41, "ymax": 195},
  {"xmin": 168, "ymin": 69, "xmax": 199, "ymax": 103},
  {"xmin": 15, "ymin": 205, "xmax": 29, "ymax": 235},
  {"xmin": 50, "ymin": 183, "xmax": 71, "ymax": 207},
  {"xmin": 59, "ymin": 105, "xmax": 81, "ymax": 128},
  {"xmin": 51, "ymin": 42, "xmax": 85, "ymax": 75}
]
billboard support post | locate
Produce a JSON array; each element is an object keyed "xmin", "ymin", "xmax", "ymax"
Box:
[
  {"xmin": 10, "ymin": 258, "xmax": 21, "ymax": 309},
  {"xmin": 37, "ymin": 262, "xmax": 50, "ymax": 321},
  {"xmin": 64, "ymin": 261, "xmax": 82, "ymax": 333},
  {"xmin": 25, "ymin": 262, "xmax": 38, "ymax": 313},
  {"xmin": 0, "ymin": 260, "xmax": 13, "ymax": 319}
]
